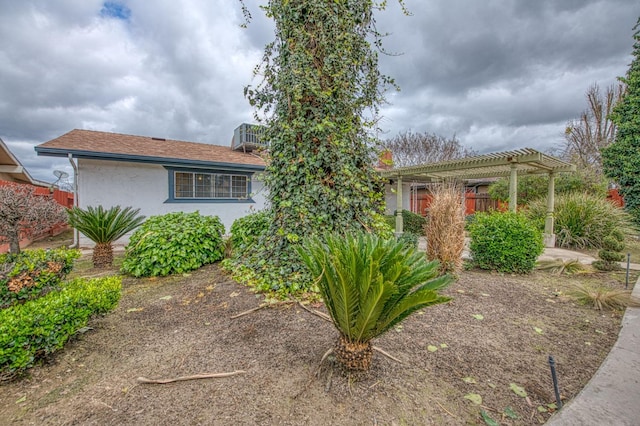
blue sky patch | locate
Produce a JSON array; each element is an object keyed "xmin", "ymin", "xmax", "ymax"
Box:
[{"xmin": 100, "ymin": 2, "xmax": 131, "ymax": 20}]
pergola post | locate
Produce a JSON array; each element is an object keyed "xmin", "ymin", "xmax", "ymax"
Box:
[
  {"xmin": 509, "ymin": 164, "xmax": 518, "ymax": 212},
  {"xmin": 395, "ymin": 176, "xmax": 403, "ymax": 235},
  {"xmin": 544, "ymin": 172, "xmax": 556, "ymax": 247}
]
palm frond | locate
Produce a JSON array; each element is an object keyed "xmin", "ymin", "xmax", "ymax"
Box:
[
  {"xmin": 297, "ymin": 232, "xmax": 453, "ymax": 345},
  {"xmin": 67, "ymin": 205, "xmax": 145, "ymax": 244}
]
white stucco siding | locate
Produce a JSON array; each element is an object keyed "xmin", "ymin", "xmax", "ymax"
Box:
[
  {"xmin": 383, "ymin": 182, "xmax": 411, "ymax": 215},
  {"xmin": 76, "ymin": 159, "xmax": 266, "ymax": 247}
]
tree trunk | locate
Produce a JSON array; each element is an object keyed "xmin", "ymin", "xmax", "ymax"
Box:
[
  {"xmin": 7, "ymin": 227, "xmax": 21, "ymax": 254},
  {"xmin": 92, "ymin": 242, "xmax": 113, "ymax": 268},
  {"xmin": 334, "ymin": 334, "xmax": 373, "ymax": 371}
]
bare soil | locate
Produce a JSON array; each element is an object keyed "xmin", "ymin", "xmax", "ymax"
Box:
[{"xmin": 0, "ymin": 256, "xmax": 635, "ymax": 425}]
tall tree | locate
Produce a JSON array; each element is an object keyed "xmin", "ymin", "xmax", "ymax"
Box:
[
  {"xmin": 0, "ymin": 184, "xmax": 67, "ymax": 254},
  {"xmin": 602, "ymin": 17, "xmax": 640, "ymax": 225},
  {"xmin": 563, "ymin": 83, "xmax": 624, "ymax": 175},
  {"xmin": 383, "ymin": 131, "xmax": 476, "ymax": 167},
  {"xmin": 242, "ymin": 1, "xmax": 401, "ymax": 286}
]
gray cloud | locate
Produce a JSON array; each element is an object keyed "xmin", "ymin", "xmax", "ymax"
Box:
[{"xmin": 0, "ymin": 0, "xmax": 637, "ymax": 181}]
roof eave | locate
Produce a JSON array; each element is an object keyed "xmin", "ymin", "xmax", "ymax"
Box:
[{"xmin": 35, "ymin": 147, "xmax": 265, "ymax": 172}]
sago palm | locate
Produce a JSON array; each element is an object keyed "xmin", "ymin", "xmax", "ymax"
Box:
[
  {"xmin": 297, "ymin": 232, "xmax": 453, "ymax": 371},
  {"xmin": 67, "ymin": 205, "xmax": 145, "ymax": 268}
]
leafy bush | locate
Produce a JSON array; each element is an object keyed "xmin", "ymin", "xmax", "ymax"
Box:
[
  {"xmin": 296, "ymin": 232, "xmax": 452, "ymax": 371},
  {"xmin": 468, "ymin": 211, "xmax": 544, "ymax": 274},
  {"xmin": 121, "ymin": 212, "xmax": 225, "ymax": 277},
  {"xmin": 0, "ymin": 276, "xmax": 121, "ymax": 380},
  {"xmin": 371, "ymin": 212, "xmax": 395, "ymax": 239},
  {"xmin": 0, "ymin": 249, "xmax": 80, "ymax": 309},
  {"xmin": 524, "ymin": 192, "xmax": 634, "ymax": 249},
  {"xmin": 230, "ymin": 210, "xmax": 271, "ymax": 258},
  {"xmin": 397, "ymin": 232, "xmax": 419, "ymax": 249},
  {"xmin": 385, "ymin": 210, "xmax": 427, "ymax": 236}
]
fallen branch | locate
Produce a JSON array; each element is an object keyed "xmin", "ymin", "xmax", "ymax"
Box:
[
  {"xmin": 434, "ymin": 399, "xmax": 455, "ymax": 418},
  {"xmin": 373, "ymin": 346, "xmax": 403, "ymax": 364},
  {"xmin": 136, "ymin": 370, "xmax": 246, "ymax": 384},
  {"xmin": 298, "ymin": 301, "xmax": 331, "ymax": 323},
  {"xmin": 230, "ymin": 304, "xmax": 267, "ymax": 319},
  {"xmin": 231, "ymin": 300, "xmax": 296, "ymax": 319}
]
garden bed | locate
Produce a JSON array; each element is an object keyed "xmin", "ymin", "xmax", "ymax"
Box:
[{"xmin": 0, "ymin": 259, "xmax": 634, "ymax": 425}]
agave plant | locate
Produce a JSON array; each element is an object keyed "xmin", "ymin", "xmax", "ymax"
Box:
[
  {"xmin": 297, "ymin": 232, "xmax": 453, "ymax": 371},
  {"xmin": 67, "ymin": 205, "xmax": 145, "ymax": 268}
]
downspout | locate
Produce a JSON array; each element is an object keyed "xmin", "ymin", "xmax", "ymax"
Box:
[{"xmin": 68, "ymin": 153, "xmax": 79, "ymax": 248}]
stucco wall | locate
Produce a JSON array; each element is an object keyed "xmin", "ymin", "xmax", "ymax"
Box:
[
  {"xmin": 76, "ymin": 159, "xmax": 267, "ymax": 247},
  {"xmin": 384, "ymin": 182, "xmax": 411, "ymax": 215}
]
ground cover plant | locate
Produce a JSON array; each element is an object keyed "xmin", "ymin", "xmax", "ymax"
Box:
[
  {"xmin": 0, "ymin": 248, "xmax": 79, "ymax": 309},
  {"xmin": 0, "ymin": 250, "xmax": 635, "ymax": 425},
  {"xmin": 121, "ymin": 211, "xmax": 224, "ymax": 277}
]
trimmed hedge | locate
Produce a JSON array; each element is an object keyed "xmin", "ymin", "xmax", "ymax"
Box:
[
  {"xmin": 0, "ymin": 249, "xmax": 80, "ymax": 309},
  {"xmin": 468, "ymin": 211, "xmax": 544, "ymax": 274},
  {"xmin": 121, "ymin": 211, "xmax": 225, "ymax": 277},
  {"xmin": 0, "ymin": 276, "xmax": 121, "ymax": 380},
  {"xmin": 385, "ymin": 210, "xmax": 427, "ymax": 236}
]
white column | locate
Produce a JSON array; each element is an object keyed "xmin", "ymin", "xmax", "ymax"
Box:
[
  {"xmin": 544, "ymin": 172, "xmax": 556, "ymax": 247},
  {"xmin": 395, "ymin": 176, "xmax": 403, "ymax": 235},
  {"xmin": 508, "ymin": 164, "xmax": 518, "ymax": 212}
]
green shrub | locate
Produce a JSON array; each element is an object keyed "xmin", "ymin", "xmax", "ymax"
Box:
[
  {"xmin": 525, "ymin": 192, "xmax": 634, "ymax": 249},
  {"xmin": 397, "ymin": 232, "xmax": 419, "ymax": 249},
  {"xmin": 230, "ymin": 210, "xmax": 271, "ymax": 258},
  {"xmin": 0, "ymin": 249, "xmax": 80, "ymax": 309},
  {"xmin": 371, "ymin": 212, "xmax": 395, "ymax": 239},
  {"xmin": 0, "ymin": 276, "xmax": 121, "ymax": 380},
  {"xmin": 469, "ymin": 211, "xmax": 544, "ymax": 274},
  {"xmin": 385, "ymin": 210, "xmax": 427, "ymax": 236},
  {"xmin": 593, "ymin": 231, "xmax": 626, "ymax": 271},
  {"xmin": 121, "ymin": 211, "xmax": 225, "ymax": 277}
]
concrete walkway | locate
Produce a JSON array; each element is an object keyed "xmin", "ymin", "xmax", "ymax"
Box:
[{"xmin": 545, "ymin": 273, "xmax": 640, "ymax": 425}]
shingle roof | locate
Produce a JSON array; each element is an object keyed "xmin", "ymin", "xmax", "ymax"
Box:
[{"xmin": 35, "ymin": 129, "xmax": 266, "ymax": 170}]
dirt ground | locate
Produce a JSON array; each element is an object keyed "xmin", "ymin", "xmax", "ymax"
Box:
[{"xmin": 1, "ymin": 249, "xmax": 635, "ymax": 426}]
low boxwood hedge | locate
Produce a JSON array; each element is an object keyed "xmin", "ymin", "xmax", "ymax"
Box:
[{"xmin": 0, "ymin": 276, "xmax": 121, "ymax": 380}]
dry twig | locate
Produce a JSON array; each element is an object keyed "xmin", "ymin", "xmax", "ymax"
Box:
[
  {"xmin": 230, "ymin": 304, "xmax": 267, "ymax": 319},
  {"xmin": 136, "ymin": 370, "xmax": 246, "ymax": 384},
  {"xmin": 297, "ymin": 301, "xmax": 331, "ymax": 322},
  {"xmin": 373, "ymin": 346, "xmax": 403, "ymax": 364}
]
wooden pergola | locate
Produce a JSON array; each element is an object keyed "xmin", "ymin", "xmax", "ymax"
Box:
[{"xmin": 380, "ymin": 148, "xmax": 576, "ymax": 247}]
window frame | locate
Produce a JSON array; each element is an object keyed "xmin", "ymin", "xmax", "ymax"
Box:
[{"xmin": 165, "ymin": 167, "xmax": 255, "ymax": 203}]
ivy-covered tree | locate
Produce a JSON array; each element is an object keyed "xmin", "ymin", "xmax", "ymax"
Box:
[
  {"xmin": 603, "ymin": 17, "xmax": 640, "ymax": 225},
  {"xmin": 241, "ymin": 1, "xmax": 401, "ymax": 289}
]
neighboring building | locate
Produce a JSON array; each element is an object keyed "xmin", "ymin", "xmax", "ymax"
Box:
[
  {"xmin": 36, "ymin": 128, "xmax": 267, "ymax": 247},
  {"xmin": 1, "ymin": 137, "xmax": 72, "ymax": 253},
  {"xmin": 1, "ymin": 137, "xmax": 49, "ymax": 186}
]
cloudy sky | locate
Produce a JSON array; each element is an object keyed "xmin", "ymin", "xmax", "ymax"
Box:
[{"xmin": 1, "ymin": 0, "xmax": 637, "ymax": 183}]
